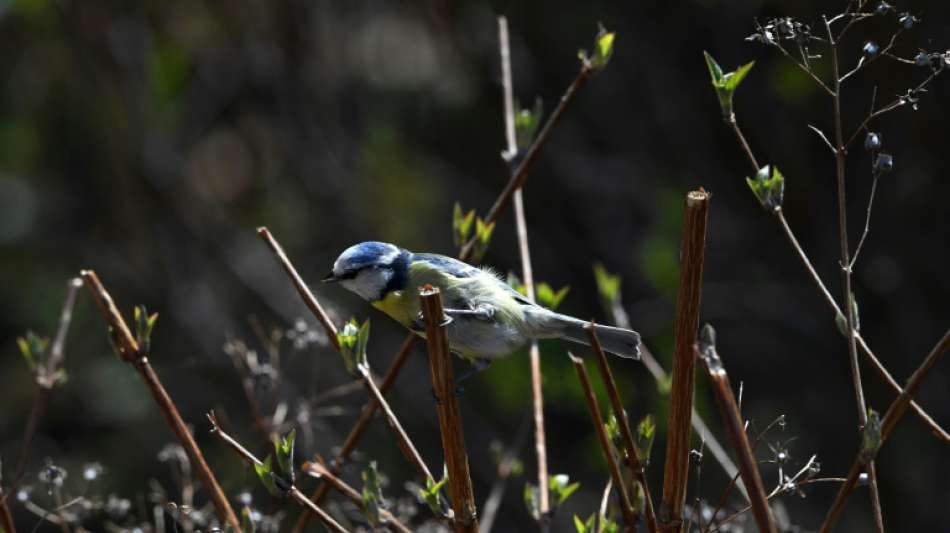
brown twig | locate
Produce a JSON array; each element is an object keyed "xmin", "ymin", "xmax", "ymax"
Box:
[
  {"xmin": 458, "ymin": 43, "xmax": 593, "ymax": 262},
  {"xmin": 659, "ymin": 190, "xmax": 710, "ymax": 532},
  {"xmin": 79, "ymin": 270, "xmax": 242, "ymax": 532},
  {"xmin": 14, "ymin": 278, "xmax": 83, "ymax": 483},
  {"xmin": 585, "ymin": 325, "xmax": 658, "ymax": 533},
  {"xmin": 301, "ymin": 459, "xmax": 412, "ymax": 533},
  {"xmin": 569, "ymin": 352, "xmax": 638, "ymax": 531},
  {"xmin": 419, "ymin": 287, "xmax": 479, "ymax": 533},
  {"xmin": 696, "ymin": 326, "xmax": 776, "ymax": 533},
  {"xmin": 206, "ymin": 412, "xmax": 348, "ymax": 533},
  {"xmin": 725, "ymin": 99, "xmax": 950, "ymax": 444},
  {"xmin": 0, "ymin": 486, "xmax": 15, "ymax": 533},
  {"xmin": 497, "ymin": 15, "xmax": 550, "ymax": 522},
  {"xmin": 259, "ymin": 227, "xmax": 420, "ymax": 532},
  {"xmin": 824, "ymin": 17, "xmax": 885, "ymax": 530},
  {"xmin": 820, "ymin": 328, "xmax": 950, "ymax": 532},
  {"xmin": 357, "ymin": 365, "xmax": 435, "ymax": 483}
]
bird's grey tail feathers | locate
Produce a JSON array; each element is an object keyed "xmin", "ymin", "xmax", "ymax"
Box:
[{"xmin": 524, "ymin": 308, "xmax": 641, "ymax": 360}]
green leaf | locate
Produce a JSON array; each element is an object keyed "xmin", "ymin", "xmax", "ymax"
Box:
[
  {"xmin": 254, "ymin": 455, "xmax": 281, "ymax": 497},
  {"xmin": 361, "ymin": 461, "xmax": 383, "ymax": 527},
  {"xmin": 507, "ymin": 272, "xmax": 528, "ymax": 297},
  {"xmin": 600, "ymin": 516, "xmax": 620, "ymax": 533},
  {"xmin": 523, "ymin": 483, "xmax": 540, "ymax": 521},
  {"xmin": 724, "ymin": 61, "xmax": 755, "ymax": 91},
  {"xmin": 746, "ymin": 165, "xmax": 785, "ymax": 210},
  {"xmin": 240, "ymin": 506, "xmax": 257, "ymax": 533},
  {"xmin": 536, "ymin": 282, "xmax": 570, "ymax": 310},
  {"xmin": 515, "ymin": 98, "xmax": 544, "ymax": 151},
  {"xmin": 274, "ymin": 428, "xmax": 296, "ymax": 483},
  {"xmin": 452, "ymin": 202, "xmax": 476, "ymax": 247},
  {"xmin": 574, "ymin": 513, "xmax": 597, "ymax": 533},
  {"xmin": 590, "ymin": 25, "xmax": 615, "ymax": 70},
  {"xmin": 337, "ymin": 319, "xmax": 371, "ymax": 376},
  {"xmin": 703, "ymin": 51, "xmax": 724, "ymax": 84},
  {"xmin": 593, "ymin": 263, "xmax": 622, "ymax": 305},
  {"xmin": 420, "ymin": 475, "xmax": 448, "ymax": 515},
  {"xmin": 604, "ymin": 411, "xmax": 622, "ymax": 450},
  {"xmin": 637, "ymin": 415, "xmax": 656, "ymax": 465},
  {"xmin": 134, "ymin": 305, "xmax": 159, "ymax": 354},
  {"xmin": 471, "ymin": 217, "xmax": 495, "ymax": 263},
  {"xmin": 17, "ymin": 331, "xmax": 49, "ymax": 371},
  {"xmin": 549, "ymin": 474, "xmax": 580, "ymax": 507}
]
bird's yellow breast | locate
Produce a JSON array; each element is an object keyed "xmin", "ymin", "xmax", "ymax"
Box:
[{"xmin": 371, "ymin": 290, "xmax": 418, "ymax": 328}]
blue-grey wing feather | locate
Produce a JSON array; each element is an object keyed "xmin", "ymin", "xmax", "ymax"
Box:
[{"xmin": 413, "ymin": 253, "xmax": 535, "ymax": 307}]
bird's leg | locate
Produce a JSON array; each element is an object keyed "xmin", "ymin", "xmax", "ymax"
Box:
[{"xmin": 442, "ymin": 305, "xmax": 495, "ymax": 321}]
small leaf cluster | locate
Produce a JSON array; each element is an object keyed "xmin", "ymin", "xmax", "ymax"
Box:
[
  {"xmin": 133, "ymin": 305, "xmax": 159, "ymax": 355},
  {"xmin": 336, "ymin": 318, "xmax": 371, "ymax": 377},
  {"xmin": 452, "ymin": 202, "xmax": 495, "ymax": 263},
  {"xmin": 254, "ymin": 429, "xmax": 296, "ymax": 497},
  {"xmin": 579, "ymin": 25, "xmax": 615, "ymax": 72},
  {"xmin": 573, "ymin": 513, "xmax": 619, "ymax": 533},
  {"xmin": 507, "ymin": 273, "xmax": 570, "ymax": 310},
  {"xmin": 637, "ymin": 414, "xmax": 656, "ymax": 465},
  {"xmin": 514, "ymin": 98, "xmax": 544, "ymax": 153},
  {"xmin": 703, "ymin": 52, "xmax": 754, "ymax": 120},
  {"xmin": 524, "ymin": 474, "xmax": 579, "ymax": 521},
  {"xmin": 861, "ymin": 409, "xmax": 883, "ymax": 461},
  {"xmin": 419, "ymin": 473, "xmax": 448, "ymax": 516},
  {"xmin": 746, "ymin": 165, "xmax": 786, "ymax": 210},
  {"xmin": 361, "ymin": 461, "xmax": 385, "ymax": 527},
  {"xmin": 17, "ymin": 331, "xmax": 67, "ymax": 387}
]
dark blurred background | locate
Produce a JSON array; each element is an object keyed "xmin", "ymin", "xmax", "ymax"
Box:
[{"xmin": 1, "ymin": 0, "xmax": 948, "ymax": 531}]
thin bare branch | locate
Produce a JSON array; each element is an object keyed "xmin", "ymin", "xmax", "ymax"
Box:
[
  {"xmin": 586, "ymin": 325, "xmax": 659, "ymax": 533},
  {"xmin": 569, "ymin": 352, "xmax": 638, "ymax": 531},
  {"xmin": 849, "ymin": 174, "xmax": 880, "ymax": 269},
  {"xmin": 206, "ymin": 412, "xmax": 348, "ymax": 533},
  {"xmin": 301, "ymin": 459, "xmax": 412, "ymax": 533},
  {"xmin": 80, "ymin": 271, "xmax": 242, "ymax": 532},
  {"xmin": 697, "ymin": 327, "xmax": 777, "ymax": 533},
  {"xmin": 774, "ymin": 43, "xmax": 835, "ymax": 96},
  {"xmin": 820, "ymin": 328, "xmax": 950, "ymax": 532},
  {"xmin": 420, "ymin": 287, "xmax": 478, "ymax": 533},
  {"xmin": 807, "ymin": 124, "xmax": 836, "ymax": 153}
]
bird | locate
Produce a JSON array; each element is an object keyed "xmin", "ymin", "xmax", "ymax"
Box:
[{"xmin": 322, "ymin": 241, "xmax": 641, "ymax": 364}]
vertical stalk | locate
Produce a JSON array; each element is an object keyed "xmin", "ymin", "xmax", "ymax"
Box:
[
  {"xmin": 697, "ymin": 326, "xmax": 776, "ymax": 533},
  {"xmin": 825, "ymin": 19, "xmax": 884, "ymax": 531},
  {"xmin": 659, "ymin": 190, "xmax": 710, "ymax": 532},
  {"xmin": 420, "ymin": 287, "xmax": 479, "ymax": 533},
  {"xmin": 497, "ymin": 15, "xmax": 550, "ymax": 521}
]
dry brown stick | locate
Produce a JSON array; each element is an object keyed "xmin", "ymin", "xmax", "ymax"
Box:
[
  {"xmin": 358, "ymin": 365, "xmax": 435, "ymax": 483},
  {"xmin": 726, "ymin": 107, "xmax": 950, "ymax": 444},
  {"xmin": 497, "ymin": 15, "xmax": 550, "ymax": 522},
  {"xmin": 696, "ymin": 325, "xmax": 776, "ymax": 533},
  {"xmin": 659, "ymin": 190, "xmax": 710, "ymax": 532},
  {"xmin": 569, "ymin": 353, "xmax": 638, "ymax": 531},
  {"xmin": 0, "ymin": 486, "xmax": 15, "ymax": 533},
  {"xmin": 14, "ymin": 278, "xmax": 83, "ymax": 483},
  {"xmin": 820, "ymin": 328, "xmax": 950, "ymax": 532},
  {"xmin": 206, "ymin": 412, "xmax": 349, "ymax": 533},
  {"xmin": 420, "ymin": 287, "xmax": 479, "ymax": 533},
  {"xmin": 585, "ymin": 326, "xmax": 659, "ymax": 533},
  {"xmin": 79, "ymin": 270, "xmax": 242, "ymax": 532},
  {"xmin": 301, "ymin": 460, "xmax": 412, "ymax": 533}
]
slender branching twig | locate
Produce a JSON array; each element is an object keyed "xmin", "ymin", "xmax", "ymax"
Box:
[
  {"xmin": 725, "ymin": 98, "xmax": 950, "ymax": 444},
  {"xmin": 824, "ymin": 16, "xmax": 884, "ymax": 529},
  {"xmin": 659, "ymin": 190, "xmax": 710, "ymax": 532},
  {"xmin": 420, "ymin": 287, "xmax": 479, "ymax": 533},
  {"xmin": 259, "ymin": 228, "xmax": 420, "ymax": 532},
  {"xmin": 585, "ymin": 325, "xmax": 658, "ymax": 533},
  {"xmin": 820, "ymin": 328, "xmax": 950, "ymax": 532},
  {"xmin": 79, "ymin": 270, "xmax": 242, "ymax": 532},
  {"xmin": 301, "ymin": 459, "xmax": 412, "ymax": 533},
  {"xmin": 697, "ymin": 326, "xmax": 776, "ymax": 533},
  {"xmin": 15, "ymin": 278, "xmax": 82, "ymax": 483},
  {"xmin": 569, "ymin": 352, "xmax": 638, "ymax": 531},
  {"xmin": 497, "ymin": 15, "xmax": 550, "ymax": 523},
  {"xmin": 206, "ymin": 412, "xmax": 348, "ymax": 533}
]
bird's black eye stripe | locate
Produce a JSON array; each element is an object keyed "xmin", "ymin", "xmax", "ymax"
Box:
[{"xmin": 338, "ymin": 269, "xmax": 359, "ymax": 280}]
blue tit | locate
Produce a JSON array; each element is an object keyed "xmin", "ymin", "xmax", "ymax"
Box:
[{"xmin": 323, "ymin": 241, "xmax": 641, "ymax": 362}]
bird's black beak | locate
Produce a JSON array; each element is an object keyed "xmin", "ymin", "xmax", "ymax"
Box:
[{"xmin": 321, "ymin": 271, "xmax": 338, "ymax": 283}]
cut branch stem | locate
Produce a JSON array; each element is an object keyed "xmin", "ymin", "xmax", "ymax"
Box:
[
  {"xmin": 659, "ymin": 190, "xmax": 710, "ymax": 532},
  {"xmin": 420, "ymin": 287, "xmax": 479, "ymax": 533}
]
